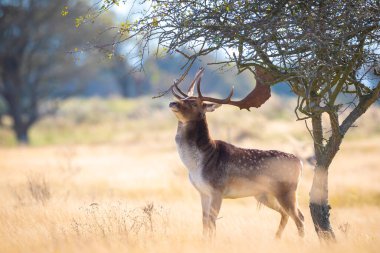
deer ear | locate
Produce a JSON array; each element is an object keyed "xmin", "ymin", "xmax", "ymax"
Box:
[{"xmin": 203, "ymin": 103, "xmax": 222, "ymax": 112}]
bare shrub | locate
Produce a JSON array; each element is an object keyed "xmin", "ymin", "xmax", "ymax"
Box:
[
  {"xmin": 27, "ymin": 175, "xmax": 51, "ymax": 204},
  {"xmin": 338, "ymin": 222, "xmax": 351, "ymax": 238},
  {"xmin": 69, "ymin": 202, "xmax": 168, "ymax": 243},
  {"xmin": 9, "ymin": 173, "xmax": 52, "ymax": 206},
  {"xmin": 142, "ymin": 202, "xmax": 155, "ymax": 232}
]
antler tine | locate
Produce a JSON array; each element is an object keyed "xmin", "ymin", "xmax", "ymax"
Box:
[
  {"xmin": 167, "ymin": 68, "xmax": 205, "ymax": 100},
  {"xmin": 187, "ymin": 67, "xmax": 205, "ymax": 97},
  {"xmin": 197, "ymin": 75, "xmax": 235, "ymax": 103},
  {"xmin": 171, "ymin": 83, "xmax": 184, "ymax": 100},
  {"xmin": 171, "ymin": 79, "xmax": 188, "ymax": 98}
]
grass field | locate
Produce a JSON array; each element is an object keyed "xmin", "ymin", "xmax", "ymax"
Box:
[{"xmin": 0, "ymin": 97, "xmax": 379, "ymax": 253}]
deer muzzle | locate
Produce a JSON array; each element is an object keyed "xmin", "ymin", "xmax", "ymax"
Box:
[{"xmin": 169, "ymin": 101, "xmax": 180, "ymax": 112}]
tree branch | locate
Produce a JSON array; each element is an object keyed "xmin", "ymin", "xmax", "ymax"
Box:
[{"xmin": 340, "ymin": 81, "xmax": 380, "ymax": 136}]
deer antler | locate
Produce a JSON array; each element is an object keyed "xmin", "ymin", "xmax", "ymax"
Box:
[
  {"xmin": 169, "ymin": 68, "xmax": 205, "ymax": 99},
  {"xmin": 196, "ymin": 66, "xmax": 273, "ymax": 110},
  {"xmin": 170, "ymin": 66, "xmax": 273, "ymax": 110},
  {"xmin": 187, "ymin": 67, "xmax": 205, "ymax": 96},
  {"xmin": 171, "ymin": 83, "xmax": 184, "ymax": 100}
]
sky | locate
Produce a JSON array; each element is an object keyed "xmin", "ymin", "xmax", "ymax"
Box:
[{"xmin": 110, "ymin": 0, "xmax": 145, "ymax": 20}]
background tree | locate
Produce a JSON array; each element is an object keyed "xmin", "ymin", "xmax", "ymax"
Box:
[
  {"xmin": 0, "ymin": 0, "xmax": 118, "ymax": 143},
  {"xmin": 94, "ymin": 0, "xmax": 380, "ymax": 240}
]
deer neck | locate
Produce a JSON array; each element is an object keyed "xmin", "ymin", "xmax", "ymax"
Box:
[{"xmin": 175, "ymin": 118, "xmax": 215, "ymax": 170}]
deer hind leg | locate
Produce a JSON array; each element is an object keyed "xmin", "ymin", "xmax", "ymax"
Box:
[
  {"xmin": 201, "ymin": 192, "xmax": 222, "ymax": 238},
  {"xmin": 276, "ymin": 190, "xmax": 305, "ymax": 237},
  {"xmin": 256, "ymin": 194, "xmax": 289, "ymax": 239}
]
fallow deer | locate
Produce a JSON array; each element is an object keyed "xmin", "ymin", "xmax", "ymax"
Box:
[{"xmin": 168, "ymin": 68, "xmax": 304, "ymax": 239}]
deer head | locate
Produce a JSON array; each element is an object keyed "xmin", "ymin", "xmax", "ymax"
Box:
[
  {"xmin": 169, "ymin": 67, "xmax": 273, "ymax": 122},
  {"xmin": 169, "ymin": 98, "xmax": 221, "ymax": 123}
]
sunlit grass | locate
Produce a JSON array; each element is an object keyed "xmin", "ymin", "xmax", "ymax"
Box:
[
  {"xmin": 330, "ymin": 188, "xmax": 380, "ymax": 207},
  {"xmin": 1, "ymin": 140, "xmax": 380, "ymax": 252}
]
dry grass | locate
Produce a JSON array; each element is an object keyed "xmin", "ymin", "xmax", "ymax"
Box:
[{"xmin": 0, "ymin": 97, "xmax": 380, "ymax": 253}]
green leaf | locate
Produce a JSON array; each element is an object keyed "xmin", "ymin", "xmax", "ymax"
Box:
[
  {"xmin": 120, "ymin": 21, "xmax": 131, "ymax": 32},
  {"xmin": 152, "ymin": 17, "xmax": 158, "ymax": 27},
  {"xmin": 75, "ymin": 16, "xmax": 84, "ymax": 28},
  {"xmin": 61, "ymin": 6, "xmax": 69, "ymax": 17}
]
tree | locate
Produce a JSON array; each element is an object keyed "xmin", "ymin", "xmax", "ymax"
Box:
[
  {"xmin": 95, "ymin": 0, "xmax": 380, "ymax": 240},
  {"xmin": 0, "ymin": 0, "xmax": 117, "ymax": 144},
  {"xmin": 108, "ymin": 49, "xmax": 147, "ymax": 97}
]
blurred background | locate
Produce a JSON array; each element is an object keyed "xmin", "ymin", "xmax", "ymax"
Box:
[
  {"xmin": 0, "ymin": 0, "xmax": 295, "ymax": 145},
  {"xmin": 1, "ymin": 1, "xmax": 380, "ymax": 253}
]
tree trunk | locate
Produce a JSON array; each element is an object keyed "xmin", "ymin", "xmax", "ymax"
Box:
[
  {"xmin": 309, "ymin": 115, "xmax": 336, "ymax": 241},
  {"xmin": 309, "ymin": 164, "xmax": 336, "ymax": 241},
  {"xmin": 2, "ymin": 64, "xmax": 33, "ymax": 145},
  {"xmin": 13, "ymin": 123, "xmax": 29, "ymax": 144},
  {"xmin": 307, "ymin": 85, "xmax": 380, "ymax": 241}
]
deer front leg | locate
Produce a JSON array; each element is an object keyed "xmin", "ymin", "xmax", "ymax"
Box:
[
  {"xmin": 209, "ymin": 192, "xmax": 222, "ymax": 237},
  {"xmin": 200, "ymin": 193, "xmax": 210, "ymax": 237},
  {"xmin": 201, "ymin": 192, "xmax": 222, "ymax": 238}
]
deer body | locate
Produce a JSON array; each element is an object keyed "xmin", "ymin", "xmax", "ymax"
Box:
[
  {"xmin": 168, "ymin": 68, "xmax": 304, "ymax": 238},
  {"xmin": 176, "ymin": 119, "xmax": 302, "ymax": 199}
]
